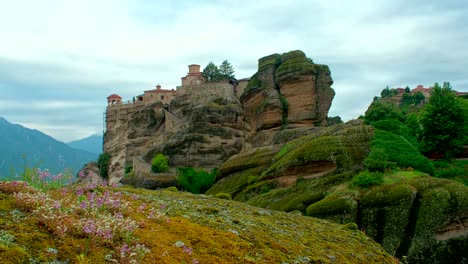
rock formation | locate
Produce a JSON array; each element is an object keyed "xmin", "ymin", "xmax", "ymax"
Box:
[
  {"xmin": 241, "ymin": 50, "xmax": 335, "ymax": 146},
  {"xmin": 103, "ymin": 50, "xmax": 335, "ymax": 184}
]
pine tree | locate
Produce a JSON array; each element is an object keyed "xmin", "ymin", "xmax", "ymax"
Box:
[
  {"xmin": 218, "ymin": 60, "xmax": 235, "ymax": 80},
  {"xmin": 202, "ymin": 62, "xmax": 220, "ymax": 82}
]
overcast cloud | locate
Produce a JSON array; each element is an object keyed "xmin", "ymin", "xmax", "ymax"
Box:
[{"xmin": 0, "ymin": 0, "xmax": 467, "ymax": 142}]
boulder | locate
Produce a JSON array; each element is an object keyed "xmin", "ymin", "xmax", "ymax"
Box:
[{"xmin": 76, "ymin": 161, "xmax": 106, "ymax": 185}]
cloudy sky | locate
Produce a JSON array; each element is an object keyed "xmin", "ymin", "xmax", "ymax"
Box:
[{"xmin": 0, "ymin": 0, "xmax": 467, "ymax": 142}]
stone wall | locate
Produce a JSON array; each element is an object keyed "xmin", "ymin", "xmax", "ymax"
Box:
[{"xmin": 176, "ymin": 83, "xmax": 236, "ymax": 103}]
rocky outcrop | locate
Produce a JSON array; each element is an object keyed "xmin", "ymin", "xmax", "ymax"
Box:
[
  {"xmin": 207, "ymin": 120, "xmax": 373, "ymax": 198},
  {"xmin": 240, "ymin": 50, "xmax": 335, "ymax": 147},
  {"xmin": 76, "ymin": 161, "xmax": 106, "ymax": 185},
  {"xmin": 104, "ymin": 50, "xmax": 335, "ymax": 183},
  {"xmin": 305, "ymin": 176, "xmax": 468, "ymax": 263},
  {"xmin": 104, "ymin": 102, "xmax": 165, "ymax": 184},
  {"xmin": 207, "ymin": 118, "xmax": 468, "ymax": 262}
]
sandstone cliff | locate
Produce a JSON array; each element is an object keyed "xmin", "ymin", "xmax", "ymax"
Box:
[
  {"xmin": 104, "ymin": 50, "xmax": 335, "ymax": 184},
  {"xmin": 241, "ymin": 50, "xmax": 335, "ymax": 146}
]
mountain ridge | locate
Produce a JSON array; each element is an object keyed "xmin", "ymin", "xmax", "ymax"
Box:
[{"xmin": 0, "ymin": 116, "xmax": 97, "ymax": 177}]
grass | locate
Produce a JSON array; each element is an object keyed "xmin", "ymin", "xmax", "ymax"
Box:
[
  {"xmin": 0, "ymin": 174, "xmax": 396, "ymax": 263},
  {"xmin": 434, "ymin": 160, "xmax": 468, "ymax": 186}
]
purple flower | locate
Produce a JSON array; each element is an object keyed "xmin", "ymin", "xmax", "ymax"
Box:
[
  {"xmin": 83, "ymin": 219, "xmax": 95, "ymax": 234},
  {"xmin": 160, "ymin": 204, "xmax": 166, "ymax": 209},
  {"xmin": 76, "ymin": 188, "xmax": 84, "ymax": 196},
  {"xmin": 192, "ymin": 259, "xmax": 200, "ymax": 264},
  {"xmin": 138, "ymin": 203, "xmax": 147, "ymax": 212},
  {"xmin": 182, "ymin": 246, "xmax": 193, "ymax": 255},
  {"xmin": 79, "ymin": 201, "xmax": 87, "ymax": 209}
]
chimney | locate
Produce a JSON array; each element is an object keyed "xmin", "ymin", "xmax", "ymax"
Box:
[{"xmin": 156, "ymin": 84, "xmax": 161, "ymax": 90}]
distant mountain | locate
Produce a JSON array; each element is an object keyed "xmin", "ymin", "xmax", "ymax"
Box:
[
  {"xmin": 67, "ymin": 134, "xmax": 103, "ymax": 155},
  {"xmin": 0, "ymin": 117, "xmax": 97, "ymax": 178}
]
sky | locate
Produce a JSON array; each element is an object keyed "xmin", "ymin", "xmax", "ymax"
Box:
[{"xmin": 0, "ymin": 0, "xmax": 467, "ymax": 142}]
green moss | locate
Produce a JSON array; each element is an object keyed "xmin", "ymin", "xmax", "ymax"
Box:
[
  {"xmin": 0, "ymin": 244, "xmax": 30, "ymax": 263},
  {"xmin": 214, "ymin": 193, "xmax": 232, "ymax": 200},
  {"xmin": 280, "ymin": 50, "xmax": 307, "ymax": 63},
  {"xmin": 258, "ymin": 53, "xmax": 281, "ymax": 71},
  {"xmin": 361, "ymin": 183, "xmax": 417, "ymax": 207},
  {"xmin": 371, "ymin": 129, "xmax": 434, "ymax": 174},
  {"xmin": 206, "ymin": 168, "xmax": 255, "ymax": 197},
  {"xmin": 234, "ymin": 180, "xmax": 278, "ymax": 202},
  {"xmin": 305, "ymin": 188, "xmax": 359, "ymax": 224},
  {"xmin": 218, "ymin": 146, "xmax": 278, "ymax": 178},
  {"xmin": 165, "ymin": 186, "xmax": 178, "ymax": 192}
]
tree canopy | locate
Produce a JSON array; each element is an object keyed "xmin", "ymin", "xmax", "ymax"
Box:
[
  {"xmin": 202, "ymin": 60, "xmax": 235, "ymax": 82},
  {"xmin": 420, "ymin": 82, "xmax": 467, "ymax": 158}
]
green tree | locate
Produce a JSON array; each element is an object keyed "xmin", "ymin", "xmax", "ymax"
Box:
[
  {"xmin": 381, "ymin": 86, "xmax": 391, "ymax": 98},
  {"xmin": 364, "ymin": 101, "xmax": 403, "ymax": 124},
  {"xmin": 402, "ymin": 93, "xmax": 414, "ymax": 105},
  {"xmin": 413, "ymin": 91, "xmax": 425, "ymax": 105},
  {"xmin": 97, "ymin": 152, "xmax": 110, "ymax": 179},
  {"xmin": 151, "ymin": 153, "xmax": 169, "ymax": 173},
  {"xmin": 420, "ymin": 82, "xmax": 466, "ymax": 158},
  {"xmin": 364, "ymin": 148, "xmax": 389, "ymax": 172},
  {"xmin": 177, "ymin": 167, "xmax": 216, "ymax": 194},
  {"xmin": 405, "ymin": 86, "xmax": 411, "ymax": 93},
  {"xmin": 202, "ymin": 62, "xmax": 221, "ymax": 82},
  {"xmin": 218, "ymin": 59, "xmax": 235, "ymax": 80}
]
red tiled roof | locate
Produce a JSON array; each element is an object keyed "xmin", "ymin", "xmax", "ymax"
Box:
[{"xmin": 107, "ymin": 94, "xmax": 122, "ymax": 99}]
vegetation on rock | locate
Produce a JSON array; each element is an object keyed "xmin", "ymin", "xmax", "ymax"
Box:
[
  {"xmin": 151, "ymin": 153, "xmax": 169, "ymax": 173},
  {"xmin": 97, "ymin": 152, "xmax": 110, "ymax": 179},
  {"xmin": 0, "ymin": 172, "xmax": 396, "ymax": 263},
  {"xmin": 177, "ymin": 167, "xmax": 217, "ymax": 194},
  {"xmin": 420, "ymin": 82, "xmax": 467, "ymax": 158}
]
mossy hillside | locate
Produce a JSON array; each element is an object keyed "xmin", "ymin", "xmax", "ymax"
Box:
[
  {"xmin": 120, "ymin": 187, "xmax": 394, "ymax": 264},
  {"xmin": 273, "ymin": 120, "xmax": 373, "ymax": 162},
  {"xmin": 360, "ymin": 183, "xmax": 417, "ymax": 255},
  {"xmin": 246, "ymin": 171, "xmax": 355, "ymax": 212},
  {"xmin": 233, "ymin": 179, "xmax": 279, "ymax": 202},
  {"xmin": 371, "ymin": 129, "xmax": 434, "ymax": 174},
  {"xmin": 0, "ymin": 182, "xmax": 396, "ymax": 263},
  {"xmin": 205, "ymin": 167, "xmax": 265, "ymax": 197},
  {"xmin": 406, "ymin": 177, "xmax": 468, "ymax": 263},
  {"xmin": 298, "ymin": 172, "xmax": 468, "ymax": 261},
  {"xmin": 264, "ymin": 125, "xmax": 372, "ymax": 179},
  {"xmin": 217, "ymin": 146, "xmax": 279, "ymax": 178},
  {"xmin": 305, "ymin": 186, "xmax": 359, "ymax": 224}
]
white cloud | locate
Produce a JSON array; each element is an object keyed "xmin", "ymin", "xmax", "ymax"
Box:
[{"xmin": 0, "ymin": 0, "xmax": 467, "ymax": 141}]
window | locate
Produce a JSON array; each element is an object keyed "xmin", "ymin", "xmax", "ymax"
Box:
[{"xmin": 161, "ymin": 95, "xmax": 164, "ymax": 100}]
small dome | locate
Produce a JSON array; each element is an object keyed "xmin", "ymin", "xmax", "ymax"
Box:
[{"xmin": 107, "ymin": 94, "xmax": 122, "ymax": 99}]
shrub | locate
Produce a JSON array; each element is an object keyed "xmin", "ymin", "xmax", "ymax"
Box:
[
  {"xmin": 363, "ymin": 148, "xmax": 389, "ymax": 172},
  {"xmin": 97, "ymin": 152, "xmax": 111, "ymax": 179},
  {"xmin": 177, "ymin": 167, "xmax": 216, "ymax": 194},
  {"xmin": 352, "ymin": 171, "xmax": 384, "ymax": 187},
  {"xmin": 371, "ymin": 129, "xmax": 434, "ymax": 174},
  {"xmin": 214, "ymin": 193, "xmax": 232, "ymax": 200},
  {"xmin": 151, "ymin": 153, "xmax": 169, "ymax": 173},
  {"xmin": 125, "ymin": 165, "xmax": 133, "ymax": 174}
]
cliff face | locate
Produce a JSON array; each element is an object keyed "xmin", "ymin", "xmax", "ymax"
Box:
[
  {"xmin": 241, "ymin": 50, "xmax": 335, "ymax": 146},
  {"xmin": 104, "ymin": 103, "xmax": 165, "ymax": 183},
  {"xmin": 103, "ymin": 50, "xmax": 335, "ymax": 183}
]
